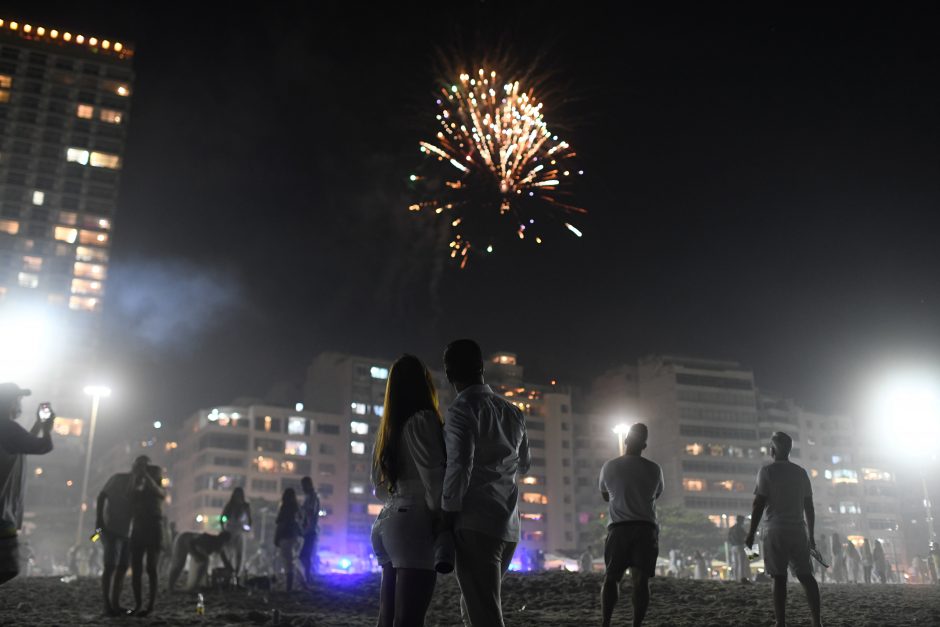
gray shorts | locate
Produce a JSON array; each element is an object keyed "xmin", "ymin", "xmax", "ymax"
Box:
[
  {"xmin": 371, "ymin": 500, "xmax": 435, "ymax": 570},
  {"xmin": 762, "ymin": 526, "xmax": 812, "ymax": 577}
]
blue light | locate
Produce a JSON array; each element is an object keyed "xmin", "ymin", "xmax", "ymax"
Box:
[
  {"xmin": 508, "ymin": 560, "xmax": 522, "ymax": 572},
  {"xmin": 338, "ymin": 558, "xmax": 352, "ymax": 570}
]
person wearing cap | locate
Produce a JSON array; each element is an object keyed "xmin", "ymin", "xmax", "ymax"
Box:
[
  {"xmin": 745, "ymin": 431, "xmax": 822, "ymax": 627},
  {"xmin": 598, "ymin": 422, "xmax": 664, "ymax": 627},
  {"xmin": 0, "ymin": 383, "xmax": 54, "ymax": 585}
]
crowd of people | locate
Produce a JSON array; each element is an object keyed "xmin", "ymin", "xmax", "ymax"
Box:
[{"xmin": 3, "ymin": 339, "xmax": 939, "ymax": 626}]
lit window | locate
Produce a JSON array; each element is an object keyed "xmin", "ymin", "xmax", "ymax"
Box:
[
  {"xmin": 350, "ymin": 421, "xmax": 369, "ymax": 435},
  {"xmin": 254, "ymin": 456, "xmax": 277, "ymax": 473},
  {"xmin": 287, "ymin": 416, "xmax": 306, "ymax": 435},
  {"xmin": 116, "ymin": 84, "xmax": 130, "ymax": 96},
  {"xmin": 839, "ymin": 502, "xmax": 861, "ymax": 515},
  {"xmin": 493, "ymin": 354, "xmax": 517, "ymax": 365},
  {"xmin": 69, "ymin": 296, "xmax": 99, "ymax": 312},
  {"xmin": 351, "ymin": 402, "xmax": 367, "ymax": 415},
  {"xmin": 373, "ymin": 405, "xmax": 384, "ymax": 417},
  {"xmin": 522, "ymin": 492, "xmax": 548, "ymax": 505},
  {"xmin": 22, "ymin": 256, "xmax": 42, "ymax": 272},
  {"xmin": 53, "ymin": 418, "xmax": 83, "ymax": 437},
  {"xmin": 685, "ymin": 443, "xmax": 704, "ymax": 456},
  {"xmin": 284, "ymin": 440, "xmax": 307, "ymax": 456},
  {"xmin": 350, "ymin": 441, "xmax": 366, "ymax": 455},
  {"xmin": 522, "ymin": 476, "xmax": 538, "ymax": 485},
  {"xmin": 520, "ymin": 512, "xmax": 543, "ymax": 521},
  {"xmin": 862, "ymin": 468, "xmax": 892, "ymax": 482},
  {"xmin": 97, "ymin": 218, "xmax": 112, "ymax": 230},
  {"xmin": 17, "ymin": 272, "xmax": 39, "ymax": 288},
  {"xmin": 832, "ymin": 469, "xmax": 859, "ymax": 485},
  {"xmin": 71, "ymin": 278, "xmax": 103, "ymax": 295},
  {"xmin": 370, "ymin": 366, "xmax": 389, "ymax": 379},
  {"xmin": 0, "ymin": 75, "xmax": 10, "ymax": 88},
  {"xmin": 75, "ymin": 246, "xmax": 108, "ymax": 263},
  {"xmin": 832, "ymin": 455, "xmax": 842, "ymax": 464},
  {"xmin": 824, "ymin": 469, "xmax": 833, "ymax": 480},
  {"xmin": 73, "ymin": 262, "xmax": 106, "ymax": 280},
  {"xmin": 350, "ymin": 483, "xmax": 365, "ymax": 495},
  {"xmin": 682, "ymin": 478, "xmax": 705, "ymax": 492},
  {"xmin": 368, "ymin": 503, "xmax": 383, "ymax": 516},
  {"xmin": 99, "ymin": 108, "xmax": 122, "ymax": 124},
  {"xmin": 0, "ymin": 90, "xmax": 9, "ymax": 103},
  {"xmin": 279, "ymin": 460, "xmax": 296, "ymax": 473},
  {"xmin": 0, "ymin": 220, "xmax": 19, "ymax": 235},
  {"xmin": 76, "ymin": 104, "xmax": 94, "ymax": 119},
  {"xmin": 79, "ymin": 230, "xmax": 109, "ymax": 246},
  {"xmin": 55, "ymin": 227, "xmax": 79, "ymax": 243},
  {"xmin": 67, "ymin": 148, "xmax": 90, "ymax": 165},
  {"xmin": 32, "ymin": 191, "xmax": 44, "ymax": 205},
  {"xmin": 811, "ymin": 469, "xmax": 819, "ymax": 478},
  {"xmin": 89, "ymin": 152, "xmax": 120, "ymax": 169}
]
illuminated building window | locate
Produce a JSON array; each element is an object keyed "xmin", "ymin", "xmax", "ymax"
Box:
[
  {"xmin": 351, "ymin": 403, "xmax": 367, "ymax": 415},
  {"xmin": 350, "ymin": 483, "xmax": 365, "ymax": 495},
  {"xmin": 67, "ymin": 148, "xmax": 90, "ymax": 165},
  {"xmin": 682, "ymin": 478, "xmax": 705, "ymax": 492},
  {"xmin": 832, "ymin": 455, "xmax": 842, "ymax": 464},
  {"xmin": 279, "ymin": 460, "xmax": 296, "ymax": 473},
  {"xmin": 32, "ymin": 191, "xmax": 44, "ymax": 205},
  {"xmin": 90, "ymin": 151, "xmax": 120, "ymax": 169},
  {"xmin": 0, "ymin": 74, "xmax": 10, "ymax": 88},
  {"xmin": 22, "ymin": 256, "xmax": 42, "ymax": 272},
  {"xmin": 368, "ymin": 503, "xmax": 383, "ymax": 516},
  {"xmin": 73, "ymin": 262, "xmax": 106, "ymax": 280},
  {"xmin": 708, "ymin": 444, "xmax": 724, "ymax": 457},
  {"xmin": 832, "ymin": 469, "xmax": 858, "ymax": 485},
  {"xmin": 17, "ymin": 272, "xmax": 39, "ymax": 289},
  {"xmin": 370, "ymin": 366, "xmax": 389, "ymax": 379},
  {"xmin": 71, "ymin": 278, "xmax": 103, "ymax": 295},
  {"xmin": 76, "ymin": 104, "xmax": 94, "ymax": 119},
  {"xmin": 522, "ymin": 492, "xmax": 548, "ymax": 505},
  {"xmin": 69, "ymin": 296, "xmax": 99, "ymax": 312},
  {"xmin": 493, "ymin": 354, "xmax": 517, "ymax": 365},
  {"xmin": 0, "ymin": 219, "xmax": 19, "ymax": 235},
  {"xmin": 350, "ymin": 441, "xmax": 366, "ymax": 455},
  {"xmin": 521, "ymin": 512, "xmax": 543, "ymax": 521},
  {"xmin": 373, "ymin": 405, "xmax": 384, "ymax": 417},
  {"xmin": 685, "ymin": 443, "xmax": 704, "ymax": 456},
  {"xmin": 284, "ymin": 440, "xmax": 307, "ymax": 456},
  {"xmin": 839, "ymin": 501, "xmax": 861, "ymax": 514},
  {"xmin": 99, "ymin": 108, "xmax": 123, "ymax": 124},
  {"xmin": 0, "ymin": 91, "xmax": 8, "ymax": 103},
  {"xmin": 862, "ymin": 468, "xmax": 892, "ymax": 482},
  {"xmin": 55, "ymin": 227, "xmax": 78, "ymax": 243},
  {"xmin": 287, "ymin": 416, "xmax": 307, "ymax": 435},
  {"xmin": 116, "ymin": 84, "xmax": 130, "ymax": 96},
  {"xmin": 350, "ymin": 421, "xmax": 368, "ymax": 435},
  {"xmin": 811, "ymin": 468, "xmax": 819, "ymax": 478},
  {"xmin": 521, "ymin": 476, "xmax": 538, "ymax": 485},
  {"xmin": 254, "ymin": 456, "xmax": 277, "ymax": 473},
  {"xmin": 79, "ymin": 230, "xmax": 109, "ymax": 246}
]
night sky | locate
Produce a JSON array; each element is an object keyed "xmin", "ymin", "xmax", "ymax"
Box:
[{"xmin": 10, "ymin": 3, "xmax": 940, "ymax": 425}]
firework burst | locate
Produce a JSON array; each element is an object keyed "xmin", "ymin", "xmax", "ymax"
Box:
[{"xmin": 410, "ymin": 65, "xmax": 585, "ymax": 268}]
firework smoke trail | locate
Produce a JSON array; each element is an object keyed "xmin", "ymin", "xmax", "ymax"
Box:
[{"xmin": 410, "ymin": 65, "xmax": 586, "ymax": 267}]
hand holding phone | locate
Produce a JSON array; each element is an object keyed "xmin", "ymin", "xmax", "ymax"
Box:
[{"xmin": 38, "ymin": 402, "xmax": 53, "ymax": 422}]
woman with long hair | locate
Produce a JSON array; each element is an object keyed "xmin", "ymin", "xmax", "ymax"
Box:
[
  {"xmin": 274, "ymin": 488, "xmax": 302, "ymax": 592},
  {"xmin": 221, "ymin": 487, "xmax": 252, "ymax": 582},
  {"xmin": 371, "ymin": 355, "xmax": 447, "ymax": 627}
]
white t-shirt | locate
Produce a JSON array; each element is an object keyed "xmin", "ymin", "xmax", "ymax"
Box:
[
  {"xmin": 754, "ymin": 460, "xmax": 813, "ymax": 529},
  {"xmin": 598, "ymin": 454, "xmax": 664, "ymax": 527}
]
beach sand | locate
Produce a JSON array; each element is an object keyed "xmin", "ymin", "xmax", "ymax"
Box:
[{"xmin": 1, "ymin": 572, "xmax": 938, "ymax": 626}]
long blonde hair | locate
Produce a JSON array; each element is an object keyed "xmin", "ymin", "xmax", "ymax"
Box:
[{"xmin": 372, "ymin": 355, "xmax": 441, "ymax": 494}]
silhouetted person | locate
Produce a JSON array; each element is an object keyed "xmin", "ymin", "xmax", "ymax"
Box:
[
  {"xmin": 129, "ymin": 458, "xmax": 166, "ymax": 616},
  {"xmin": 873, "ymin": 539, "xmax": 887, "ymax": 583},
  {"xmin": 274, "ymin": 488, "xmax": 302, "ymax": 592},
  {"xmin": 0, "ymin": 383, "xmax": 53, "ymax": 586},
  {"xmin": 862, "ymin": 538, "xmax": 873, "ymax": 584},
  {"xmin": 221, "ymin": 487, "xmax": 252, "ymax": 582},
  {"xmin": 830, "ymin": 533, "xmax": 845, "ymax": 583},
  {"xmin": 96, "ymin": 465, "xmax": 134, "ymax": 614},
  {"xmin": 441, "ymin": 339, "xmax": 530, "ymax": 627},
  {"xmin": 370, "ymin": 355, "xmax": 447, "ymax": 627},
  {"xmin": 599, "ymin": 423, "xmax": 663, "ymax": 627},
  {"xmin": 693, "ymin": 550, "xmax": 707, "ymax": 580},
  {"xmin": 745, "ymin": 432, "xmax": 822, "ymax": 627},
  {"xmin": 845, "ymin": 540, "xmax": 861, "ymax": 584},
  {"xmin": 728, "ymin": 514, "xmax": 750, "ymax": 582},
  {"xmin": 579, "ymin": 546, "xmax": 594, "ymax": 574},
  {"xmin": 299, "ymin": 476, "xmax": 320, "ymax": 585}
]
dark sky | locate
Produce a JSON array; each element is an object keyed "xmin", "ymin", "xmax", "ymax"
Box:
[{"xmin": 11, "ymin": 3, "xmax": 940, "ymax": 424}]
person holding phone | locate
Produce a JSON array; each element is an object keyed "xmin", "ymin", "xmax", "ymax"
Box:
[
  {"xmin": 0, "ymin": 383, "xmax": 54, "ymax": 586},
  {"xmin": 128, "ymin": 457, "xmax": 166, "ymax": 616}
]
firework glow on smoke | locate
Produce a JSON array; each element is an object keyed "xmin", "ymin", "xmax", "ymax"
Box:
[{"xmin": 409, "ymin": 66, "xmax": 585, "ymax": 268}]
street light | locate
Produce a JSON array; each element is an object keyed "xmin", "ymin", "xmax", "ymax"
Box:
[
  {"xmin": 871, "ymin": 370, "xmax": 940, "ymax": 549},
  {"xmin": 613, "ymin": 423, "xmax": 630, "ymax": 456},
  {"xmin": 76, "ymin": 385, "xmax": 111, "ymax": 545}
]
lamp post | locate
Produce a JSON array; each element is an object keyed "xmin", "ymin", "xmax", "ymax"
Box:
[
  {"xmin": 76, "ymin": 385, "xmax": 111, "ymax": 545},
  {"xmin": 612, "ymin": 423, "xmax": 630, "ymax": 456}
]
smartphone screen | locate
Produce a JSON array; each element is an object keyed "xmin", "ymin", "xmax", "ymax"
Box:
[{"xmin": 38, "ymin": 403, "xmax": 52, "ymax": 421}]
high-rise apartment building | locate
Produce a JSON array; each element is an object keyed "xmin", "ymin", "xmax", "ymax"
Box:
[{"xmin": 0, "ymin": 17, "xmax": 133, "ymax": 412}]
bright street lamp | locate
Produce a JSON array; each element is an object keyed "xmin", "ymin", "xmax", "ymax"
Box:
[
  {"xmin": 613, "ymin": 423, "xmax": 630, "ymax": 456},
  {"xmin": 76, "ymin": 385, "xmax": 111, "ymax": 545}
]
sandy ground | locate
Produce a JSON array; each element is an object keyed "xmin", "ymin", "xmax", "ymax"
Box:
[{"xmin": 1, "ymin": 572, "xmax": 939, "ymax": 626}]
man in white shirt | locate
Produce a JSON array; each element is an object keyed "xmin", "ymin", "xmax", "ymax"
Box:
[
  {"xmin": 441, "ymin": 339, "xmax": 530, "ymax": 627},
  {"xmin": 727, "ymin": 515, "xmax": 750, "ymax": 582},
  {"xmin": 745, "ymin": 431, "xmax": 822, "ymax": 627},
  {"xmin": 598, "ymin": 423, "xmax": 663, "ymax": 627}
]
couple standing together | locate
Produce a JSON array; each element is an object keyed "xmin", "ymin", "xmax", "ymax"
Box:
[{"xmin": 370, "ymin": 339, "xmax": 530, "ymax": 627}]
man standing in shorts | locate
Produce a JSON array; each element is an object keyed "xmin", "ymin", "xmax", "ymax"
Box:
[
  {"xmin": 598, "ymin": 423, "xmax": 663, "ymax": 627},
  {"xmin": 96, "ymin": 465, "xmax": 134, "ymax": 615},
  {"xmin": 745, "ymin": 431, "xmax": 822, "ymax": 627}
]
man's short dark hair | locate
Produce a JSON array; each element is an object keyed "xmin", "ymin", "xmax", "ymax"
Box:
[
  {"xmin": 444, "ymin": 339, "xmax": 484, "ymax": 382},
  {"xmin": 771, "ymin": 431, "xmax": 793, "ymax": 457},
  {"xmin": 625, "ymin": 423, "xmax": 648, "ymax": 449},
  {"xmin": 301, "ymin": 476, "xmax": 314, "ymax": 491}
]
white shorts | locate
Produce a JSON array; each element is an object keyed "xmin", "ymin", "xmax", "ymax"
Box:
[
  {"xmin": 371, "ymin": 500, "xmax": 435, "ymax": 570},
  {"xmin": 762, "ymin": 527, "xmax": 813, "ymax": 577}
]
